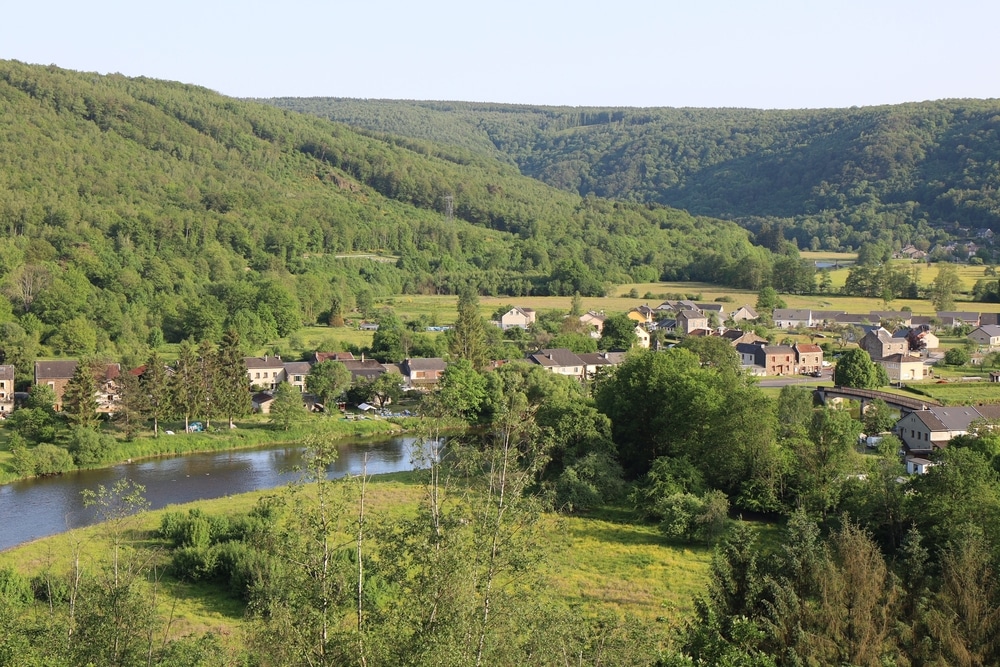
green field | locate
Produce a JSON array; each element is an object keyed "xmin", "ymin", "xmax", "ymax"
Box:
[{"xmin": 0, "ymin": 474, "xmax": 716, "ymax": 642}]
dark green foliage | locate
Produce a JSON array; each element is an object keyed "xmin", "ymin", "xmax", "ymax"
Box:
[
  {"xmin": 269, "ymin": 381, "xmax": 306, "ymax": 430},
  {"xmin": 67, "ymin": 426, "xmax": 118, "ymax": 466},
  {"xmin": 275, "ymin": 98, "xmax": 1000, "ymax": 248},
  {"xmin": 944, "ymin": 346, "xmax": 971, "ymax": 366},
  {"xmin": 61, "ymin": 362, "xmax": 98, "ymax": 428},
  {"xmin": 833, "ymin": 348, "xmax": 884, "ymax": 388},
  {"xmin": 598, "ymin": 314, "xmax": 638, "ymax": 351},
  {"xmin": 306, "ymin": 360, "xmax": 352, "ymax": 407}
]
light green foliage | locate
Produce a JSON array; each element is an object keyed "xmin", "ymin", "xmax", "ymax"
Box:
[
  {"xmin": 862, "ymin": 398, "xmax": 896, "ymax": 435},
  {"xmin": 931, "ymin": 263, "xmax": 962, "ymax": 311},
  {"xmin": 306, "ymin": 360, "xmax": 352, "ymax": 407},
  {"xmin": 435, "ymin": 358, "xmax": 488, "ymax": 420}
]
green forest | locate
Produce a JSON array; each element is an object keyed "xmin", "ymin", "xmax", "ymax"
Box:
[
  {"xmin": 0, "ymin": 60, "xmax": 767, "ymax": 375},
  {"xmin": 263, "ymin": 97, "xmax": 1000, "ymax": 251}
]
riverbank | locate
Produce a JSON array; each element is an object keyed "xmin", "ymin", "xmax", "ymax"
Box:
[{"xmin": 0, "ymin": 415, "xmax": 426, "ymax": 485}]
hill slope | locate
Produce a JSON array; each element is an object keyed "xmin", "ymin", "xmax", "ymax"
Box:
[
  {"xmin": 0, "ymin": 61, "xmax": 761, "ymax": 369},
  {"xmin": 263, "ymin": 98, "xmax": 1000, "ymax": 251}
]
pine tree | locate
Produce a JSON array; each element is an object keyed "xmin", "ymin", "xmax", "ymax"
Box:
[
  {"xmin": 448, "ymin": 287, "xmax": 489, "ymax": 370},
  {"xmin": 215, "ymin": 329, "xmax": 251, "ymax": 429},
  {"xmin": 142, "ymin": 351, "xmax": 171, "ymax": 437},
  {"xmin": 170, "ymin": 340, "xmax": 201, "ymax": 433},
  {"xmin": 63, "ymin": 361, "xmax": 99, "ymax": 428},
  {"xmin": 196, "ymin": 340, "xmax": 219, "ymax": 429},
  {"xmin": 113, "ymin": 370, "xmax": 147, "ymax": 440}
]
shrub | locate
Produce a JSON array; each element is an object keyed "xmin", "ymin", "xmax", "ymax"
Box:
[
  {"xmin": 30, "ymin": 444, "xmax": 75, "ymax": 476},
  {"xmin": 67, "ymin": 427, "xmax": 119, "ymax": 466},
  {"xmin": 0, "ymin": 568, "xmax": 32, "ymax": 606}
]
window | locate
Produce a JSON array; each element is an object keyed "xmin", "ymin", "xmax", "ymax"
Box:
[{"xmin": 255, "ymin": 372, "xmax": 260, "ymax": 379}]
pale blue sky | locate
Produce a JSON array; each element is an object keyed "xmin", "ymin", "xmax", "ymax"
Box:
[{"xmin": 4, "ymin": 0, "xmax": 997, "ymax": 108}]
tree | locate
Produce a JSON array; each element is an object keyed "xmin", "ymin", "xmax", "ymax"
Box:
[
  {"xmin": 270, "ymin": 381, "xmax": 306, "ymax": 430},
  {"xmin": 62, "ymin": 361, "xmax": 99, "ymax": 428},
  {"xmin": 777, "ymin": 385, "xmax": 815, "ymax": 439},
  {"xmin": 447, "ymin": 287, "xmax": 489, "ymax": 370},
  {"xmin": 931, "ymin": 263, "xmax": 962, "ymax": 311},
  {"xmin": 142, "ymin": 351, "xmax": 171, "ymax": 437},
  {"xmin": 944, "ymin": 346, "xmax": 971, "ymax": 366},
  {"xmin": 307, "ymin": 360, "xmax": 352, "ymax": 408},
  {"xmin": 196, "ymin": 340, "xmax": 219, "ymax": 428},
  {"xmin": 215, "ymin": 329, "xmax": 251, "ymax": 429},
  {"xmin": 833, "ymin": 348, "xmax": 883, "ymax": 389},
  {"xmin": 113, "ymin": 369, "xmax": 146, "ymax": 440},
  {"xmin": 756, "ymin": 286, "xmax": 785, "ymax": 316},
  {"xmin": 598, "ymin": 313, "xmax": 638, "ymax": 351},
  {"xmin": 435, "ymin": 358, "xmax": 487, "ymax": 421},
  {"xmin": 863, "ymin": 398, "xmax": 896, "ymax": 435},
  {"xmin": 365, "ymin": 372, "xmax": 403, "ymax": 410},
  {"xmin": 171, "ymin": 340, "xmax": 202, "ymax": 433}
]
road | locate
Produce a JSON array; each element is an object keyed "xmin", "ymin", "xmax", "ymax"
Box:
[{"xmin": 756, "ymin": 369, "xmax": 833, "ymax": 388}]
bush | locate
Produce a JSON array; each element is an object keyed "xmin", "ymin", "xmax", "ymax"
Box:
[
  {"xmin": 30, "ymin": 444, "xmax": 75, "ymax": 476},
  {"xmin": 944, "ymin": 346, "xmax": 971, "ymax": 366},
  {"xmin": 171, "ymin": 546, "xmax": 219, "ymax": 582},
  {"xmin": 0, "ymin": 568, "xmax": 32, "ymax": 606},
  {"xmin": 67, "ymin": 427, "xmax": 119, "ymax": 466}
]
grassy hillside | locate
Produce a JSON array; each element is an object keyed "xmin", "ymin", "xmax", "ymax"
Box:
[
  {"xmin": 264, "ymin": 97, "xmax": 1000, "ymax": 251},
  {"xmin": 0, "ymin": 61, "xmax": 768, "ymax": 373}
]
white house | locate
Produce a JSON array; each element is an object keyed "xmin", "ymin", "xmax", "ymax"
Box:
[{"xmin": 500, "ymin": 307, "xmax": 536, "ymax": 330}]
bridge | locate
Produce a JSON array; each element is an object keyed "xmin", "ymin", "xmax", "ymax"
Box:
[{"xmin": 813, "ymin": 386, "xmax": 940, "ymax": 414}]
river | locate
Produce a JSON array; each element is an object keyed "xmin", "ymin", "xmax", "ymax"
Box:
[{"xmin": 0, "ymin": 435, "xmax": 425, "ymax": 552}]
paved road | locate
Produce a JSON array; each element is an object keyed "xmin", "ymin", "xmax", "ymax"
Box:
[{"xmin": 757, "ymin": 370, "xmax": 833, "ymax": 387}]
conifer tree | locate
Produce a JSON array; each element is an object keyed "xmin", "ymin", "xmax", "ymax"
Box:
[
  {"xmin": 63, "ymin": 361, "xmax": 99, "ymax": 428},
  {"xmin": 142, "ymin": 351, "xmax": 171, "ymax": 437},
  {"xmin": 215, "ymin": 329, "xmax": 251, "ymax": 429},
  {"xmin": 113, "ymin": 370, "xmax": 146, "ymax": 440},
  {"xmin": 196, "ymin": 340, "xmax": 219, "ymax": 429},
  {"xmin": 171, "ymin": 340, "xmax": 201, "ymax": 433},
  {"xmin": 448, "ymin": 287, "xmax": 489, "ymax": 370}
]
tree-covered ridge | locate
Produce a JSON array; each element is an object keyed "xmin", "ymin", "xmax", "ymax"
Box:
[
  {"xmin": 265, "ymin": 97, "xmax": 1000, "ymax": 249},
  {"xmin": 0, "ymin": 60, "xmax": 761, "ymax": 367}
]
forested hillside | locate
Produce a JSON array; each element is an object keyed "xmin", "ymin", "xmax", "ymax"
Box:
[
  {"xmin": 0, "ymin": 60, "xmax": 761, "ymax": 369},
  {"xmin": 265, "ymin": 97, "xmax": 1000, "ymax": 250}
]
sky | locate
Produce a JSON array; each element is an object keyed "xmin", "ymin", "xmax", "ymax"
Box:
[{"xmin": 4, "ymin": 0, "xmax": 998, "ymax": 109}]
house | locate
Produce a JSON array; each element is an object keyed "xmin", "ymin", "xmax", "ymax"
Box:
[
  {"xmin": 980, "ymin": 313, "xmax": 1000, "ymax": 327},
  {"xmin": 527, "ymin": 348, "xmax": 585, "ymax": 379},
  {"xmin": 736, "ymin": 343, "xmax": 795, "ymax": 375},
  {"xmin": 358, "ymin": 322, "xmax": 380, "ymax": 331},
  {"xmin": 579, "ymin": 311, "xmax": 607, "ymax": 336},
  {"xmin": 341, "ymin": 359, "xmax": 387, "ymax": 383},
  {"xmin": 0, "ymin": 365, "xmax": 14, "ymax": 416},
  {"xmin": 500, "ymin": 307, "xmax": 536, "ymax": 331},
  {"xmin": 811, "ymin": 310, "xmax": 847, "ymax": 327},
  {"xmin": 870, "ymin": 311, "xmax": 913, "ymax": 327},
  {"xmin": 634, "ymin": 326, "xmax": 651, "ymax": 349},
  {"xmin": 577, "ymin": 351, "xmax": 622, "ymax": 378},
  {"xmin": 858, "ymin": 327, "xmax": 908, "ymax": 361},
  {"xmin": 937, "ymin": 311, "xmax": 980, "ymax": 327},
  {"xmin": 94, "ymin": 363, "xmax": 122, "ymax": 414},
  {"xmin": 676, "ymin": 310, "xmax": 709, "ymax": 334},
  {"xmin": 252, "ymin": 391, "xmax": 276, "ymax": 414},
  {"xmin": 834, "ymin": 313, "xmax": 873, "ymax": 327},
  {"xmin": 894, "ymin": 405, "xmax": 1000, "ymax": 452},
  {"xmin": 695, "ymin": 303, "xmax": 725, "ymax": 319},
  {"xmin": 794, "ymin": 344, "xmax": 823, "ymax": 374},
  {"xmin": 312, "ymin": 351, "xmax": 355, "ymax": 364},
  {"xmin": 893, "ymin": 327, "xmax": 939, "ymax": 353},
  {"xmin": 772, "ymin": 309, "xmax": 813, "ymax": 329},
  {"xmin": 729, "ymin": 304, "xmax": 759, "ymax": 323},
  {"xmin": 877, "ymin": 354, "xmax": 928, "ymax": 382},
  {"xmin": 245, "ymin": 355, "xmax": 286, "ymax": 390},
  {"xmin": 721, "ymin": 329, "xmax": 767, "ymax": 347},
  {"xmin": 968, "ymin": 325, "xmax": 1000, "ymax": 348},
  {"xmin": 402, "ymin": 358, "xmax": 447, "ymax": 388},
  {"xmin": 34, "ymin": 360, "xmax": 79, "ymax": 411},
  {"xmin": 283, "ymin": 361, "xmax": 312, "ymax": 392},
  {"xmin": 626, "ymin": 305, "xmax": 656, "ymax": 325}
]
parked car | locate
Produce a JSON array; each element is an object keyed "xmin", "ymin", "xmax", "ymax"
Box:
[{"xmin": 188, "ymin": 421, "xmax": 204, "ymax": 432}]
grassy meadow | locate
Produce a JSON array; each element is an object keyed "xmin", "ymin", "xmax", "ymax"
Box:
[{"xmin": 0, "ymin": 472, "xmax": 717, "ymax": 641}]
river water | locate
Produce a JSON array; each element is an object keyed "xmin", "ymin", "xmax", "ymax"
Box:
[{"xmin": 0, "ymin": 435, "xmax": 425, "ymax": 552}]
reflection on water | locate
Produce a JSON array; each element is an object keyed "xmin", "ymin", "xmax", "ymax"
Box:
[{"xmin": 0, "ymin": 436, "xmax": 429, "ymax": 552}]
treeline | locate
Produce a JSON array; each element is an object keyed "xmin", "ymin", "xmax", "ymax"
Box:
[
  {"xmin": 0, "ymin": 60, "xmax": 765, "ymax": 375},
  {"xmin": 267, "ymin": 97, "xmax": 1000, "ymax": 250}
]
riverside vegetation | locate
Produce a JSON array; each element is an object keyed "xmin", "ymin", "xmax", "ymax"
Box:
[{"xmin": 5, "ymin": 350, "xmax": 1000, "ymax": 665}]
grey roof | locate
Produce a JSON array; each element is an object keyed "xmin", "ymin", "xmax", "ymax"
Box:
[
  {"xmin": 695, "ymin": 303, "xmax": 724, "ymax": 313},
  {"xmin": 980, "ymin": 313, "xmax": 1000, "ymax": 326},
  {"xmin": 35, "ymin": 360, "xmax": 78, "ymax": 380},
  {"xmin": 404, "ymin": 357, "xmax": 447, "ymax": 372},
  {"xmin": 972, "ymin": 325, "xmax": 1000, "ymax": 337},
  {"xmin": 834, "ymin": 313, "xmax": 872, "ymax": 324},
  {"xmin": 811, "ymin": 310, "xmax": 846, "ymax": 321},
  {"xmin": 879, "ymin": 353, "xmax": 924, "ymax": 363},
  {"xmin": 773, "ymin": 309, "xmax": 812, "ymax": 321},
  {"xmin": 283, "ymin": 361, "xmax": 312, "ymax": 375},
  {"xmin": 577, "ymin": 353, "xmax": 614, "ymax": 367},
  {"xmin": 929, "ymin": 406, "xmax": 987, "ymax": 431},
  {"xmin": 763, "ymin": 345, "xmax": 795, "ymax": 355},
  {"xmin": 937, "ymin": 311, "xmax": 980, "ymax": 323},
  {"xmin": 245, "ymin": 356, "xmax": 284, "ymax": 369},
  {"xmin": 528, "ymin": 348, "xmax": 584, "ymax": 369},
  {"xmin": 0, "ymin": 365, "xmax": 14, "ymax": 382}
]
